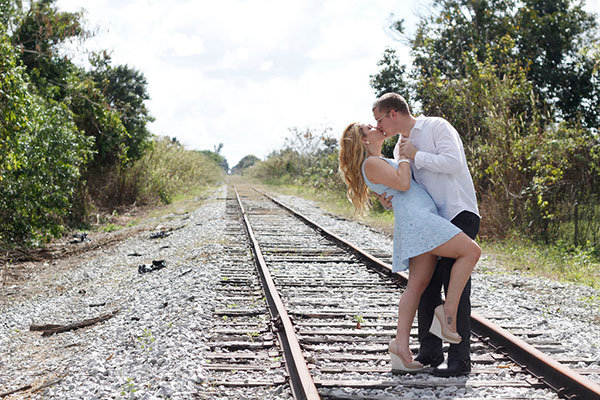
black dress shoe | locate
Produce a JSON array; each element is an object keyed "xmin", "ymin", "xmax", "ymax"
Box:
[
  {"xmin": 414, "ymin": 353, "xmax": 444, "ymax": 368},
  {"xmin": 432, "ymin": 358, "xmax": 471, "ymax": 377}
]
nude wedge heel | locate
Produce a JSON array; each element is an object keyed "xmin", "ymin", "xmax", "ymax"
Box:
[
  {"xmin": 429, "ymin": 305, "xmax": 462, "ymax": 344},
  {"xmin": 388, "ymin": 339, "xmax": 424, "ymax": 372}
]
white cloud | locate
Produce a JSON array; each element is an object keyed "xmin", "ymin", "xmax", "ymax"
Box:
[
  {"xmin": 57, "ymin": 0, "xmax": 414, "ymax": 167},
  {"xmin": 55, "ymin": 0, "xmax": 600, "ymax": 168},
  {"xmin": 259, "ymin": 60, "xmax": 273, "ymax": 72},
  {"xmin": 164, "ymin": 33, "xmax": 205, "ymax": 58}
]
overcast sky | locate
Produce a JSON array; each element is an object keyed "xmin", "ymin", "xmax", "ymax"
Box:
[{"xmin": 55, "ymin": 0, "xmax": 600, "ymax": 168}]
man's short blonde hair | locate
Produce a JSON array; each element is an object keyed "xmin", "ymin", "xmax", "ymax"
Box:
[{"xmin": 372, "ymin": 92, "xmax": 410, "ymax": 115}]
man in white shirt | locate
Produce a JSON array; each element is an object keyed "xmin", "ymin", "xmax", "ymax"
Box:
[{"xmin": 373, "ymin": 92, "xmax": 480, "ymax": 377}]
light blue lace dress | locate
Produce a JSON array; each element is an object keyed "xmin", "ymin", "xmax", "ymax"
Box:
[{"xmin": 362, "ymin": 156, "xmax": 461, "ymax": 272}]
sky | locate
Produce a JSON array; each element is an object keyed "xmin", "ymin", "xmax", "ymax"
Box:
[{"xmin": 55, "ymin": 0, "xmax": 600, "ymax": 168}]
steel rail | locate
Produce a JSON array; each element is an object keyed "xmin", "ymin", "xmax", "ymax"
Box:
[
  {"xmin": 471, "ymin": 315, "xmax": 600, "ymax": 400},
  {"xmin": 233, "ymin": 187, "xmax": 321, "ymax": 400},
  {"xmin": 256, "ymin": 187, "xmax": 600, "ymax": 400}
]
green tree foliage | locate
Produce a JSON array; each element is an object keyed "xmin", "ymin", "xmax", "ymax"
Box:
[
  {"xmin": 370, "ymin": 1, "xmax": 600, "ymax": 250},
  {"xmin": 89, "ymin": 52, "xmax": 154, "ymax": 163},
  {"xmin": 0, "ymin": 0, "xmax": 21, "ymax": 28},
  {"xmin": 1, "ymin": 30, "xmax": 92, "ymax": 245},
  {"xmin": 369, "ymin": 48, "xmax": 411, "ymax": 100},
  {"xmin": 8, "ymin": 0, "xmax": 88, "ymax": 97},
  {"xmin": 66, "ymin": 70, "xmax": 128, "ymax": 169},
  {"xmin": 8, "ymin": 1, "xmax": 153, "ymax": 172},
  {"xmin": 248, "ymin": 127, "xmax": 344, "ymax": 192},
  {"xmin": 410, "ymin": 0, "xmax": 515, "ymax": 81},
  {"xmin": 5, "ymin": 1, "xmax": 157, "ymax": 215},
  {"xmin": 231, "ymin": 155, "xmax": 261, "ymax": 174},
  {"xmin": 1, "ymin": 1, "xmax": 217, "ymax": 248},
  {"xmin": 198, "ymin": 148, "xmax": 229, "ymax": 172},
  {"xmin": 369, "ymin": 48, "xmax": 405, "ymax": 158},
  {"xmin": 514, "ymin": 0, "xmax": 599, "ymax": 125},
  {"xmin": 410, "ymin": 0, "xmax": 599, "ymax": 127}
]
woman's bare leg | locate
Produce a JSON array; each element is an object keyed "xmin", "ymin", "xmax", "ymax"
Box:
[
  {"xmin": 394, "ymin": 252, "xmax": 437, "ymax": 361},
  {"xmin": 429, "ymin": 232, "xmax": 481, "ymax": 332}
]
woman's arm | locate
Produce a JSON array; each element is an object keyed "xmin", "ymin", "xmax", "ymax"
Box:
[{"xmin": 364, "ymin": 158, "xmax": 411, "ymax": 191}]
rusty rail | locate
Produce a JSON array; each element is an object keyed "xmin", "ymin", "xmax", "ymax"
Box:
[{"xmin": 234, "ymin": 187, "xmax": 321, "ymax": 400}]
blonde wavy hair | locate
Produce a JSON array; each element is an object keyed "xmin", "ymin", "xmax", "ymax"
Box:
[{"xmin": 339, "ymin": 122, "xmax": 370, "ymax": 213}]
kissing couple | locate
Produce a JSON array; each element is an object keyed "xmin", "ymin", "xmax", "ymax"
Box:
[{"xmin": 339, "ymin": 92, "xmax": 481, "ymax": 376}]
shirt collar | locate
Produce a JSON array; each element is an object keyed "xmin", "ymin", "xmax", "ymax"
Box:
[{"xmin": 410, "ymin": 115, "xmax": 426, "ymax": 136}]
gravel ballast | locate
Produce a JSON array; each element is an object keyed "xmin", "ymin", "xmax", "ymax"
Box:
[{"xmin": 0, "ymin": 185, "xmax": 598, "ymax": 399}]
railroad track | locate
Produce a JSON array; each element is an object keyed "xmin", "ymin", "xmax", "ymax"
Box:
[{"xmin": 201, "ymin": 185, "xmax": 600, "ymax": 400}]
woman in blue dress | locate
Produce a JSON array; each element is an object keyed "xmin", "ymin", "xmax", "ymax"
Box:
[{"xmin": 339, "ymin": 123, "xmax": 481, "ymax": 372}]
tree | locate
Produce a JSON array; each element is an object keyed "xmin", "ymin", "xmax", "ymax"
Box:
[
  {"xmin": 9, "ymin": 0, "xmax": 89, "ymax": 97},
  {"xmin": 198, "ymin": 150, "xmax": 229, "ymax": 172},
  {"xmin": 369, "ymin": 47, "xmax": 410, "ymax": 157},
  {"xmin": 0, "ymin": 0, "xmax": 22, "ymax": 29},
  {"xmin": 1, "ymin": 30, "xmax": 92, "ymax": 245},
  {"xmin": 89, "ymin": 52, "xmax": 154, "ymax": 163},
  {"xmin": 410, "ymin": 0, "xmax": 516, "ymax": 81},
  {"xmin": 66, "ymin": 69, "xmax": 128, "ymax": 169},
  {"xmin": 370, "ymin": 1, "xmax": 600, "ymax": 246},
  {"xmin": 7, "ymin": 2, "xmax": 152, "ymax": 170},
  {"xmin": 369, "ymin": 47, "xmax": 411, "ymax": 100},
  {"xmin": 407, "ymin": 0, "xmax": 600, "ymax": 127},
  {"xmin": 514, "ymin": 0, "xmax": 599, "ymax": 125},
  {"xmin": 2, "ymin": 1, "xmax": 158, "ymax": 230},
  {"xmin": 231, "ymin": 155, "xmax": 260, "ymax": 174}
]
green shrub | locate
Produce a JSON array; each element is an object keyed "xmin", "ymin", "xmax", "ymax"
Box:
[
  {"xmin": 1, "ymin": 32, "xmax": 93, "ymax": 246},
  {"xmin": 248, "ymin": 127, "xmax": 343, "ymax": 191},
  {"xmin": 120, "ymin": 137, "xmax": 225, "ymax": 206},
  {"xmin": 415, "ymin": 41, "xmax": 600, "ymax": 250}
]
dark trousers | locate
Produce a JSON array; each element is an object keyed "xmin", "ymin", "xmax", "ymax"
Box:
[{"xmin": 417, "ymin": 210, "xmax": 480, "ymax": 362}]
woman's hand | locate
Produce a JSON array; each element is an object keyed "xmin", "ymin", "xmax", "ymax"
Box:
[{"xmin": 377, "ymin": 192, "xmax": 393, "ymax": 210}]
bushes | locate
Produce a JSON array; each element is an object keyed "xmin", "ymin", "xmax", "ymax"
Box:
[
  {"xmin": 120, "ymin": 137, "xmax": 225, "ymax": 206},
  {"xmin": 415, "ymin": 43, "xmax": 600, "ymax": 250},
  {"xmin": 73, "ymin": 137, "xmax": 225, "ymax": 215},
  {"xmin": 247, "ymin": 127, "xmax": 345, "ymax": 193},
  {"xmin": 248, "ymin": 148, "xmax": 301, "ymax": 184},
  {"xmin": 1, "ymin": 32, "xmax": 92, "ymax": 245}
]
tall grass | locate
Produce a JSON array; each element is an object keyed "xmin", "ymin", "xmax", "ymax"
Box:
[
  {"xmin": 124, "ymin": 137, "xmax": 225, "ymax": 205},
  {"xmin": 86, "ymin": 137, "xmax": 224, "ymax": 211},
  {"xmin": 482, "ymin": 237, "xmax": 600, "ymax": 290}
]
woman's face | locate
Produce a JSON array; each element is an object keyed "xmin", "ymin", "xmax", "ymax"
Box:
[{"xmin": 360, "ymin": 124, "xmax": 385, "ymax": 142}]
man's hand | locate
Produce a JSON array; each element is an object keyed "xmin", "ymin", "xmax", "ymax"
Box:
[
  {"xmin": 398, "ymin": 138, "xmax": 417, "ymax": 160},
  {"xmin": 376, "ymin": 192, "xmax": 393, "ymax": 210}
]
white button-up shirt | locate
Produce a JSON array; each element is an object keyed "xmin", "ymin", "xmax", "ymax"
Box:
[{"xmin": 393, "ymin": 115, "xmax": 479, "ymax": 221}]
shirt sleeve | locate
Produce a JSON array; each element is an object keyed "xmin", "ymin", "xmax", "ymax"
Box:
[{"xmin": 413, "ymin": 119, "xmax": 463, "ymax": 174}]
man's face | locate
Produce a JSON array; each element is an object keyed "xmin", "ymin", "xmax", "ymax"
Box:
[{"xmin": 373, "ymin": 107, "xmax": 392, "ymax": 135}]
